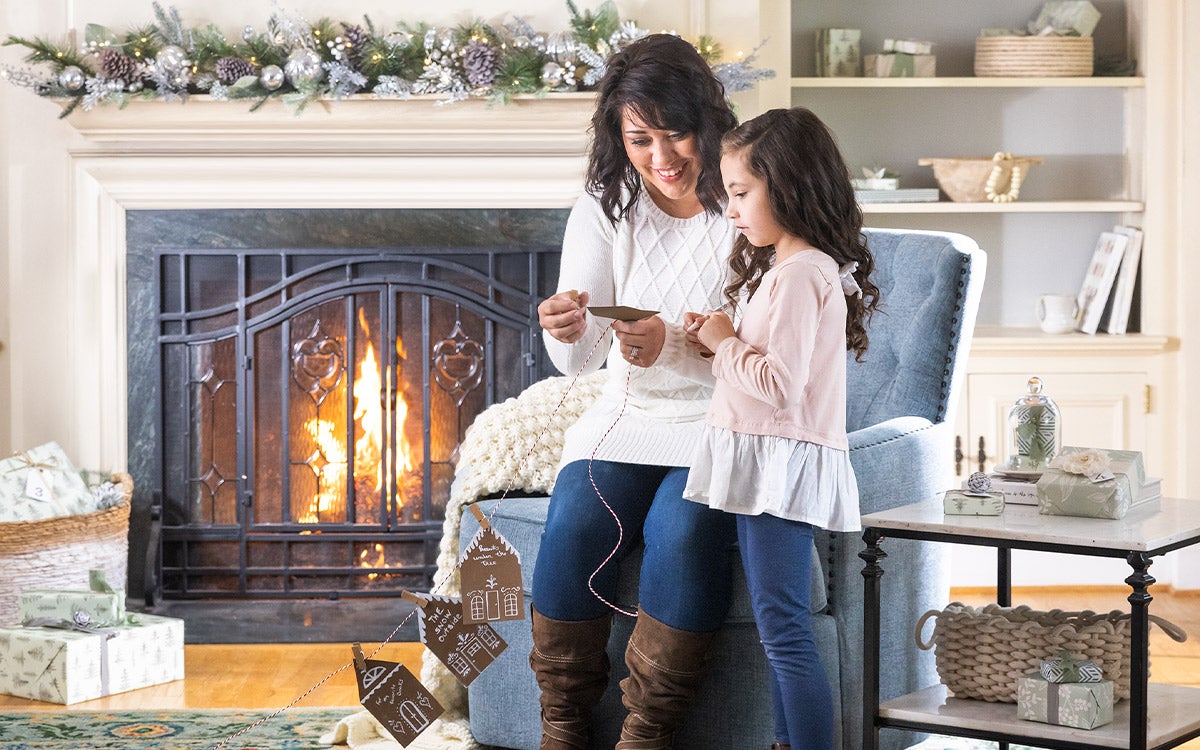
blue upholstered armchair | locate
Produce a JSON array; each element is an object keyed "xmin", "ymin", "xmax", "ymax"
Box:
[{"xmin": 459, "ymin": 228, "xmax": 986, "ymax": 750}]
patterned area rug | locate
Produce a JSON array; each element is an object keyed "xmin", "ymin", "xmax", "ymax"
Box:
[{"xmin": 0, "ymin": 707, "xmax": 352, "ymax": 749}]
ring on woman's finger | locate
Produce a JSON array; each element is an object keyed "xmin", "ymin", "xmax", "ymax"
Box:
[{"xmin": 629, "ymin": 346, "xmax": 640, "ymax": 360}]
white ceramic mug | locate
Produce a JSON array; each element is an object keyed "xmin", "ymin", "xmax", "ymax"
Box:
[{"xmin": 1037, "ymin": 293, "xmax": 1080, "ymax": 334}]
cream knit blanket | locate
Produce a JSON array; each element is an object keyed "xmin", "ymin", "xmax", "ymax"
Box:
[{"xmin": 323, "ymin": 371, "xmax": 605, "ymax": 750}]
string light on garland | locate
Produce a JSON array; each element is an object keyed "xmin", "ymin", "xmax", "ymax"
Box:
[{"xmin": 0, "ymin": 0, "xmax": 773, "ymax": 117}]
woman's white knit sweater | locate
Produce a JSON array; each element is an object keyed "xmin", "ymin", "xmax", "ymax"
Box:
[{"xmin": 546, "ymin": 191, "xmax": 735, "ymax": 468}]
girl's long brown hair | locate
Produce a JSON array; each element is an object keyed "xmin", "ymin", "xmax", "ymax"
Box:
[{"xmin": 722, "ymin": 107, "xmax": 880, "ymax": 360}]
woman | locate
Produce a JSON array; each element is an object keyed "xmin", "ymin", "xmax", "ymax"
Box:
[{"xmin": 530, "ymin": 33, "xmax": 739, "ymax": 750}]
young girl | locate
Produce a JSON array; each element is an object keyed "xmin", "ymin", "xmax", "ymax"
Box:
[{"xmin": 683, "ymin": 107, "xmax": 880, "ymax": 750}]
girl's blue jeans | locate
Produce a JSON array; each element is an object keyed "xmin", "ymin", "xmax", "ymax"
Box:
[
  {"xmin": 739, "ymin": 513, "xmax": 834, "ymax": 750},
  {"xmin": 531, "ymin": 460, "xmax": 737, "ymax": 632}
]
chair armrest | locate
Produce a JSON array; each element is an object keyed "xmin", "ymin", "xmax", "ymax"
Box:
[{"xmin": 850, "ymin": 417, "xmax": 952, "ymax": 516}]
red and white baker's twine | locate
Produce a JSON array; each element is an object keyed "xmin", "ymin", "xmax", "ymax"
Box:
[{"xmin": 208, "ymin": 322, "xmax": 631, "ymax": 748}]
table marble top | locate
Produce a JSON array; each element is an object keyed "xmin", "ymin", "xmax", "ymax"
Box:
[{"xmin": 861, "ymin": 497, "xmax": 1200, "ymax": 553}]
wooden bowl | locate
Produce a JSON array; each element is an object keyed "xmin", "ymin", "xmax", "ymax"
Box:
[{"xmin": 918, "ymin": 155, "xmax": 1044, "ymax": 203}]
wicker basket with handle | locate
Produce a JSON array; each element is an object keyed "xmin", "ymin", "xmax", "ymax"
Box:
[
  {"xmin": 915, "ymin": 602, "xmax": 1188, "ymax": 703},
  {"xmin": 0, "ymin": 472, "xmax": 132, "ymax": 626}
]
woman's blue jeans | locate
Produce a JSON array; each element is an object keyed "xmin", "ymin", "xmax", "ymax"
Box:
[
  {"xmin": 738, "ymin": 513, "xmax": 833, "ymax": 750},
  {"xmin": 531, "ymin": 460, "xmax": 736, "ymax": 632}
]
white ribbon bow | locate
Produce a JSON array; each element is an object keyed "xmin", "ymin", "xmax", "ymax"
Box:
[{"xmin": 838, "ymin": 262, "xmax": 863, "ymax": 298}]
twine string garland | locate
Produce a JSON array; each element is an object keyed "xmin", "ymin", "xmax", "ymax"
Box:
[{"xmin": 207, "ymin": 319, "xmax": 633, "ymax": 749}]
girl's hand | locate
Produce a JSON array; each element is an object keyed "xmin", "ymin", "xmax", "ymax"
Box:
[
  {"xmin": 612, "ymin": 315, "xmax": 666, "ymax": 367},
  {"xmin": 538, "ymin": 290, "xmax": 589, "ymax": 343},
  {"xmin": 696, "ymin": 310, "xmax": 736, "ymax": 352},
  {"xmin": 683, "ymin": 312, "xmax": 714, "ymax": 357}
]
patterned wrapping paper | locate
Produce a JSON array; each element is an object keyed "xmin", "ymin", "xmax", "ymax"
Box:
[
  {"xmin": 0, "ymin": 614, "xmax": 184, "ymax": 704},
  {"xmin": 0, "ymin": 441, "xmax": 95, "ymax": 522},
  {"xmin": 864, "ymin": 53, "xmax": 936, "ymax": 77},
  {"xmin": 943, "ymin": 490, "xmax": 1004, "ymax": 516},
  {"xmin": 1017, "ymin": 673, "xmax": 1113, "ymax": 730},
  {"xmin": 18, "ymin": 589, "xmax": 126, "ymax": 628},
  {"xmin": 18, "ymin": 569, "xmax": 126, "ymax": 628},
  {"xmin": 1036, "ymin": 447, "xmax": 1146, "ymax": 520}
]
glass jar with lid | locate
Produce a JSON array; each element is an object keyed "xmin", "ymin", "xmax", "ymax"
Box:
[{"xmin": 1004, "ymin": 375, "xmax": 1061, "ymax": 474}]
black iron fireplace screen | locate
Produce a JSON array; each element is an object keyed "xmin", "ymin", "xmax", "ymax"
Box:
[{"xmin": 151, "ymin": 244, "xmax": 556, "ymax": 598}]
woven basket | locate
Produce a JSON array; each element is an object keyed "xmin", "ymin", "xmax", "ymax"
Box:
[
  {"xmin": 0, "ymin": 472, "xmax": 132, "ymax": 626},
  {"xmin": 916, "ymin": 602, "xmax": 1188, "ymax": 703},
  {"xmin": 975, "ymin": 36, "xmax": 1094, "ymax": 77}
]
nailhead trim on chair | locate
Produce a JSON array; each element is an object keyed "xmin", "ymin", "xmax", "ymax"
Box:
[{"xmin": 936, "ymin": 256, "xmax": 971, "ymax": 422}]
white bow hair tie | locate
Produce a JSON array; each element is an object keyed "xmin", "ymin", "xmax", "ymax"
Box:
[{"xmin": 838, "ymin": 262, "xmax": 863, "ymax": 298}]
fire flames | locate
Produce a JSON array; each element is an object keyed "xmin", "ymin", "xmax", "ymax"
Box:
[{"xmin": 298, "ymin": 310, "xmax": 417, "ymax": 582}]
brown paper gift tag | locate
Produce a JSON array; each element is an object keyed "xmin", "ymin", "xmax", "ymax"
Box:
[
  {"xmin": 406, "ymin": 590, "xmax": 508, "ymax": 686},
  {"xmin": 353, "ymin": 643, "xmax": 444, "ymax": 746},
  {"xmin": 459, "ymin": 504, "xmax": 525, "ymax": 624},
  {"xmin": 587, "ymin": 305, "xmax": 658, "ymax": 321}
]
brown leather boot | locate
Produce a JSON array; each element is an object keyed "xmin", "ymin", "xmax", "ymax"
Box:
[
  {"xmin": 616, "ymin": 608, "xmax": 717, "ymax": 749},
  {"xmin": 529, "ymin": 607, "xmax": 613, "ymax": 750}
]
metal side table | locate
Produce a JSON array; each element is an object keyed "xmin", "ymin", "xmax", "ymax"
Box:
[{"xmin": 861, "ymin": 498, "xmax": 1200, "ymax": 750}]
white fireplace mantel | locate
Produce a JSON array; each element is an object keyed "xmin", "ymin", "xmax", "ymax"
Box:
[{"xmin": 64, "ymin": 95, "xmax": 597, "ymax": 469}]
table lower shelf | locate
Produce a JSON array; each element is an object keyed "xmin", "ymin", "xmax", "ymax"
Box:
[{"xmin": 880, "ymin": 684, "xmax": 1200, "ymax": 749}]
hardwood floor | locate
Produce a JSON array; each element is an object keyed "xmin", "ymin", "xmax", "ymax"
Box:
[
  {"xmin": 3, "ymin": 588, "xmax": 1200, "ymax": 745},
  {"xmin": 0, "ymin": 641, "xmax": 424, "ymax": 711}
]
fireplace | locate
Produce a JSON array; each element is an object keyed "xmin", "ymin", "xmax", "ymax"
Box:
[
  {"xmin": 126, "ymin": 209, "xmax": 564, "ymax": 601},
  {"xmin": 50, "ymin": 96, "xmax": 596, "ymax": 615}
]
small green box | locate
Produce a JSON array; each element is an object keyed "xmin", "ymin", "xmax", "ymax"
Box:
[
  {"xmin": 1017, "ymin": 673, "xmax": 1113, "ymax": 730},
  {"xmin": 943, "ymin": 490, "xmax": 1004, "ymax": 515}
]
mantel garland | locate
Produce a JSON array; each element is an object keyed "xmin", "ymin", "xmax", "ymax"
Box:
[{"xmin": 1, "ymin": 1, "xmax": 774, "ymax": 118}]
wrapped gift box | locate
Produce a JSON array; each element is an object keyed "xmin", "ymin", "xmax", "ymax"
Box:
[
  {"xmin": 0, "ymin": 614, "xmax": 184, "ymax": 704},
  {"xmin": 965, "ymin": 473, "xmax": 1160, "ymax": 507},
  {"xmin": 19, "ymin": 571, "xmax": 126, "ymax": 628},
  {"xmin": 943, "ymin": 490, "xmax": 1004, "ymax": 516},
  {"xmin": 864, "ymin": 52, "xmax": 936, "ymax": 78},
  {"xmin": 816, "ymin": 29, "xmax": 861, "ymax": 77},
  {"xmin": 1037, "ymin": 447, "xmax": 1146, "ymax": 520},
  {"xmin": 0, "ymin": 442, "xmax": 95, "ymax": 522},
  {"xmin": 1017, "ymin": 673, "xmax": 1113, "ymax": 730}
]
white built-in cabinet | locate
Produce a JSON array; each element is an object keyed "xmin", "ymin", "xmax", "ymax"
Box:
[{"xmin": 762, "ymin": 0, "xmax": 1181, "ymax": 495}]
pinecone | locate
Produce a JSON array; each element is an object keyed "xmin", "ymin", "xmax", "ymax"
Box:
[
  {"xmin": 462, "ymin": 39, "xmax": 498, "ymax": 88},
  {"xmin": 215, "ymin": 56, "xmax": 258, "ymax": 85},
  {"xmin": 340, "ymin": 23, "xmax": 368, "ymax": 70},
  {"xmin": 98, "ymin": 48, "xmax": 139, "ymax": 84}
]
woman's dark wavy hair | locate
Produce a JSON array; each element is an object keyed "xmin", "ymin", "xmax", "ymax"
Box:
[
  {"xmin": 586, "ymin": 33, "xmax": 737, "ymax": 223},
  {"xmin": 722, "ymin": 107, "xmax": 880, "ymax": 360}
]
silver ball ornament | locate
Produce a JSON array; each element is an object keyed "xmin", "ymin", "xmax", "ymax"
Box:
[
  {"xmin": 242, "ymin": 25, "xmax": 256, "ymax": 43},
  {"xmin": 545, "ymin": 31, "xmax": 577, "ymax": 59},
  {"xmin": 260, "ymin": 64, "xmax": 285, "ymax": 91},
  {"xmin": 58, "ymin": 65, "xmax": 86, "ymax": 92},
  {"xmin": 966, "ymin": 471, "xmax": 992, "ymax": 494},
  {"xmin": 541, "ymin": 61, "xmax": 565, "ymax": 88},
  {"xmin": 284, "ymin": 48, "xmax": 324, "ymax": 87},
  {"xmin": 156, "ymin": 44, "xmax": 189, "ymax": 74}
]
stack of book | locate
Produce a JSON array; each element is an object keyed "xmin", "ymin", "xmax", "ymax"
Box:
[
  {"xmin": 854, "ymin": 188, "xmax": 940, "ymax": 203},
  {"xmin": 1075, "ymin": 224, "xmax": 1144, "ymax": 335}
]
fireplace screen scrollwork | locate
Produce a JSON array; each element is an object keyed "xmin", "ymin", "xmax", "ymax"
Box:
[{"xmin": 146, "ymin": 242, "xmax": 558, "ymax": 599}]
